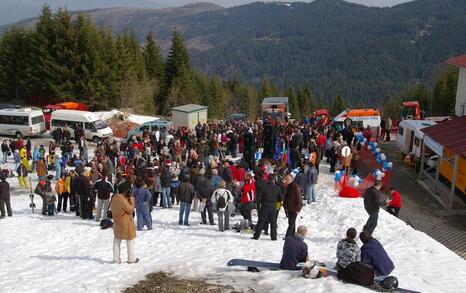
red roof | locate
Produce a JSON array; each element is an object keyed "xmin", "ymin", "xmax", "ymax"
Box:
[
  {"xmin": 422, "ymin": 116, "xmax": 466, "ymax": 156},
  {"xmin": 445, "ymin": 55, "xmax": 466, "ymax": 68}
]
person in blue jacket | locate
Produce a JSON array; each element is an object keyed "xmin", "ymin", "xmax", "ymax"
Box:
[
  {"xmin": 280, "ymin": 225, "xmax": 309, "ymax": 270},
  {"xmin": 133, "ymin": 178, "xmax": 152, "ymax": 231},
  {"xmin": 360, "ymin": 231, "xmax": 395, "ymax": 277},
  {"xmin": 54, "ymin": 153, "xmax": 62, "ymax": 180}
]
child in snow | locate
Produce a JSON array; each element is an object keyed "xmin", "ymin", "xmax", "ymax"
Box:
[
  {"xmin": 45, "ymin": 187, "xmax": 57, "ymax": 216},
  {"xmin": 336, "ymin": 228, "xmax": 361, "ymax": 271}
]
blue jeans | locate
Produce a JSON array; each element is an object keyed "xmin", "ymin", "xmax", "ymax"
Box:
[
  {"xmin": 306, "ymin": 184, "xmax": 316, "ymax": 204},
  {"xmin": 178, "ymin": 202, "xmax": 191, "ymax": 225},
  {"xmin": 55, "ymin": 167, "xmax": 61, "ymax": 180},
  {"xmin": 2, "ymin": 152, "xmax": 7, "ymax": 163},
  {"xmin": 162, "ymin": 187, "xmax": 171, "ymax": 208}
]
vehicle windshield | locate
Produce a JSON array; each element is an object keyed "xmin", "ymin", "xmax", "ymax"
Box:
[
  {"xmin": 263, "ymin": 111, "xmax": 284, "ymax": 121},
  {"xmin": 31, "ymin": 115, "xmax": 44, "ymax": 125},
  {"xmin": 92, "ymin": 119, "xmax": 108, "ymax": 130}
]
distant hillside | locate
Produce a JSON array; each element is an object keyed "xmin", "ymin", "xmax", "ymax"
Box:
[{"xmin": 4, "ymin": 0, "xmax": 466, "ymax": 105}]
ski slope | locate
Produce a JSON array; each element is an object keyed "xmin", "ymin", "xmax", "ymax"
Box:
[{"xmin": 1, "ymin": 162, "xmax": 466, "ymax": 293}]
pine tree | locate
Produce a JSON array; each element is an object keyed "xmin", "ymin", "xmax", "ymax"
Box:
[
  {"xmin": 286, "ymin": 86, "xmax": 300, "ymax": 119},
  {"xmin": 0, "ymin": 27, "xmax": 35, "ymax": 100},
  {"xmin": 143, "ymin": 31, "xmax": 164, "ymax": 85},
  {"xmin": 29, "ymin": 5, "xmax": 57, "ymax": 99},
  {"xmin": 331, "ymin": 95, "xmax": 346, "ymax": 116},
  {"xmin": 297, "ymin": 86, "xmax": 316, "ymax": 117}
]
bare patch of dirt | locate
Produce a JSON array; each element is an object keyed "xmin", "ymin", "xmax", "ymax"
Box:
[{"xmin": 123, "ymin": 272, "xmax": 247, "ymax": 293}]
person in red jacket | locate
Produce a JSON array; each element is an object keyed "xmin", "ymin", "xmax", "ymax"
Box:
[
  {"xmin": 240, "ymin": 172, "xmax": 256, "ymax": 228},
  {"xmin": 386, "ymin": 188, "xmax": 402, "ymax": 218}
]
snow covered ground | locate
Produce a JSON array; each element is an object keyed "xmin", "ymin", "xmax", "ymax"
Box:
[{"xmin": 1, "ymin": 160, "xmax": 466, "ymax": 293}]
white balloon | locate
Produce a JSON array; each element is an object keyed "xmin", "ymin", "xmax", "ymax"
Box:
[
  {"xmin": 387, "ymin": 162, "xmax": 393, "ymax": 168},
  {"xmin": 380, "ymin": 154, "xmax": 386, "ymax": 161},
  {"xmin": 335, "ymin": 170, "xmax": 341, "ymax": 175},
  {"xmin": 376, "ymin": 148, "xmax": 381, "ymax": 153},
  {"xmin": 381, "ymin": 172, "xmax": 386, "ymax": 177},
  {"xmin": 354, "ymin": 182, "xmax": 359, "ymax": 188},
  {"xmin": 367, "ymin": 146, "xmax": 372, "ymax": 150},
  {"xmin": 376, "ymin": 170, "xmax": 382, "ymax": 176},
  {"xmin": 376, "ymin": 176, "xmax": 382, "ymax": 181},
  {"xmin": 374, "ymin": 143, "xmax": 378, "ymax": 148}
]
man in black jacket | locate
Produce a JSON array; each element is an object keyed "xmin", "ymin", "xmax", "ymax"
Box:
[
  {"xmin": 363, "ymin": 180, "xmax": 384, "ymax": 235},
  {"xmin": 178, "ymin": 176, "xmax": 195, "ymax": 226},
  {"xmin": 252, "ymin": 174, "xmax": 283, "ymax": 240},
  {"xmin": 93, "ymin": 175, "xmax": 114, "ymax": 221},
  {"xmin": 0, "ymin": 173, "xmax": 12, "ymax": 218},
  {"xmin": 75, "ymin": 166, "xmax": 94, "ymax": 220},
  {"xmin": 195, "ymin": 173, "xmax": 215, "ymax": 225}
]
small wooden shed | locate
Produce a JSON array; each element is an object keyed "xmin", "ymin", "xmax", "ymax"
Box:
[{"xmin": 171, "ymin": 104, "xmax": 208, "ymax": 130}]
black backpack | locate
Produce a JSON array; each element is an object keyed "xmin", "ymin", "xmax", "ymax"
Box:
[
  {"xmin": 337, "ymin": 262, "xmax": 374, "ymax": 287},
  {"xmin": 217, "ymin": 191, "xmax": 228, "ymax": 209}
]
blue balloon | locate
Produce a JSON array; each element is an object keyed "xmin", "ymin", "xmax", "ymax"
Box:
[
  {"xmin": 341, "ymin": 170, "xmax": 346, "ymax": 176},
  {"xmin": 335, "ymin": 174, "xmax": 341, "ymax": 181},
  {"xmin": 377, "ymin": 158, "xmax": 382, "ymax": 164}
]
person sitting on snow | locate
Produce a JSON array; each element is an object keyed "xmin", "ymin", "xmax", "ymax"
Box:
[
  {"xmin": 280, "ymin": 225, "xmax": 309, "ymax": 270},
  {"xmin": 360, "ymin": 231, "xmax": 394, "ymax": 277},
  {"xmin": 336, "ymin": 228, "xmax": 361, "ymax": 271}
]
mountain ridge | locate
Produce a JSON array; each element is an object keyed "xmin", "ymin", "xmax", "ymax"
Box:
[{"xmin": 2, "ymin": 0, "xmax": 466, "ymax": 104}]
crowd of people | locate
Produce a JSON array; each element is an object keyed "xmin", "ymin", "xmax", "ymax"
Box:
[{"xmin": 0, "ymin": 116, "xmax": 402, "ymax": 290}]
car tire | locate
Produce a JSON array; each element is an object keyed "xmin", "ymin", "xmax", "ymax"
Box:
[{"xmin": 92, "ymin": 136, "xmax": 100, "ymax": 144}]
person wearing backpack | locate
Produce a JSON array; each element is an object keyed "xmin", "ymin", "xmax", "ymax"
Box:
[
  {"xmin": 211, "ymin": 180, "xmax": 233, "ymax": 232},
  {"xmin": 305, "ymin": 162, "xmax": 318, "ymax": 204}
]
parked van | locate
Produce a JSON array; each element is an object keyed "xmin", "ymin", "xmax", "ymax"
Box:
[
  {"xmin": 127, "ymin": 120, "xmax": 173, "ymax": 140},
  {"xmin": 396, "ymin": 120, "xmax": 437, "ymax": 158},
  {"xmin": 50, "ymin": 110, "xmax": 113, "ymax": 142},
  {"xmin": 0, "ymin": 107, "xmax": 46, "ymax": 138},
  {"xmin": 333, "ymin": 108, "xmax": 381, "ymax": 129}
]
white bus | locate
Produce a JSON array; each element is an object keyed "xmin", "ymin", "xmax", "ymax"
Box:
[
  {"xmin": 0, "ymin": 108, "xmax": 46, "ymax": 138},
  {"xmin": 50, "ymin": 110, "xmax": 113, "ymax": 143}
]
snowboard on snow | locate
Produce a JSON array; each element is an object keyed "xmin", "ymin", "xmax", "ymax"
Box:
[
  {"xmin": 227, "ymin": 259, "xmax": 281, "ymax": 271},
  {"xmin": 227, "ymin": 259, "xmax": 421, "ymax": 293}
]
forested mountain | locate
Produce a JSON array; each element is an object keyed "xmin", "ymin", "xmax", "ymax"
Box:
[{"xmin": 3, "ymin": 0, "xmax": 466, "ymax": 106}]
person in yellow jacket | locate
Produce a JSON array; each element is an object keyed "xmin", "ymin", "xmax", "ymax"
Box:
[
  {"xmin": 19, "ymin": 147, "xmax": 31, "ymax": 171},
  {"xmin": 55, "ymin": 173, "xmax": 68, "ymax": 213}
]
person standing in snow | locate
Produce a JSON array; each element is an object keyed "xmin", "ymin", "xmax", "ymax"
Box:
[
  {"xmin": 386, "ymin": 188, "xmax": 402, "ymax": 218},
  {"xmin": 280, "ymin": 225, "xmax": 309, "ymax": 270},
  {"xmin": 360, "ymin": 232, "xmax": 394, "ymax": 277},
  {"xmin": 305, "ymin": 161, "xmax": 318, "ymax": 204},
  {"xmin": 133, "ymin": 179, "xmax": 152, "ymax": 231},
  {"xmin": 74, "ymin": 165, "xmax": 94, "ymax": 220},
  {"xmin": 252, "ymin": 174, "xmax": 283, "ymax": 240},
  {"xmin": 178, "ymin": 175, "xmax": 196, "ymax": 226},
  {"xmin": 111, "ymin": 180, "xmax": 139, "ymax": 264},
  {"xmin": 17, "ymin": 162, "xmax": 29, "ymax": 189},
  {"xmin": 211, "ymin": 180, "xmax": 234, "ymax": 232},
  {"xmin": 1, "ymin": 140, "xmax": 10, "ymax": 164},
  {"xmin": 93, "ymin": 174, "xmax": 114, "ymax": 222},
  {"xmin": 240, "ymin": 172, "xmax": 256, "ymax": 229},
  {"xmin": 283, "ymin": 173, "xmax": 302, "ymax": 238},
  {"xmin": 0, "ymin": 173, "xmax": 12, "ymax": 218},
  {"xmin": 362, "ymin": 180, "xmax": 384, "ymax": 235},
  {"xmin": 336, "ymin": 228, "xmax": 361, "ymax": 271}
]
